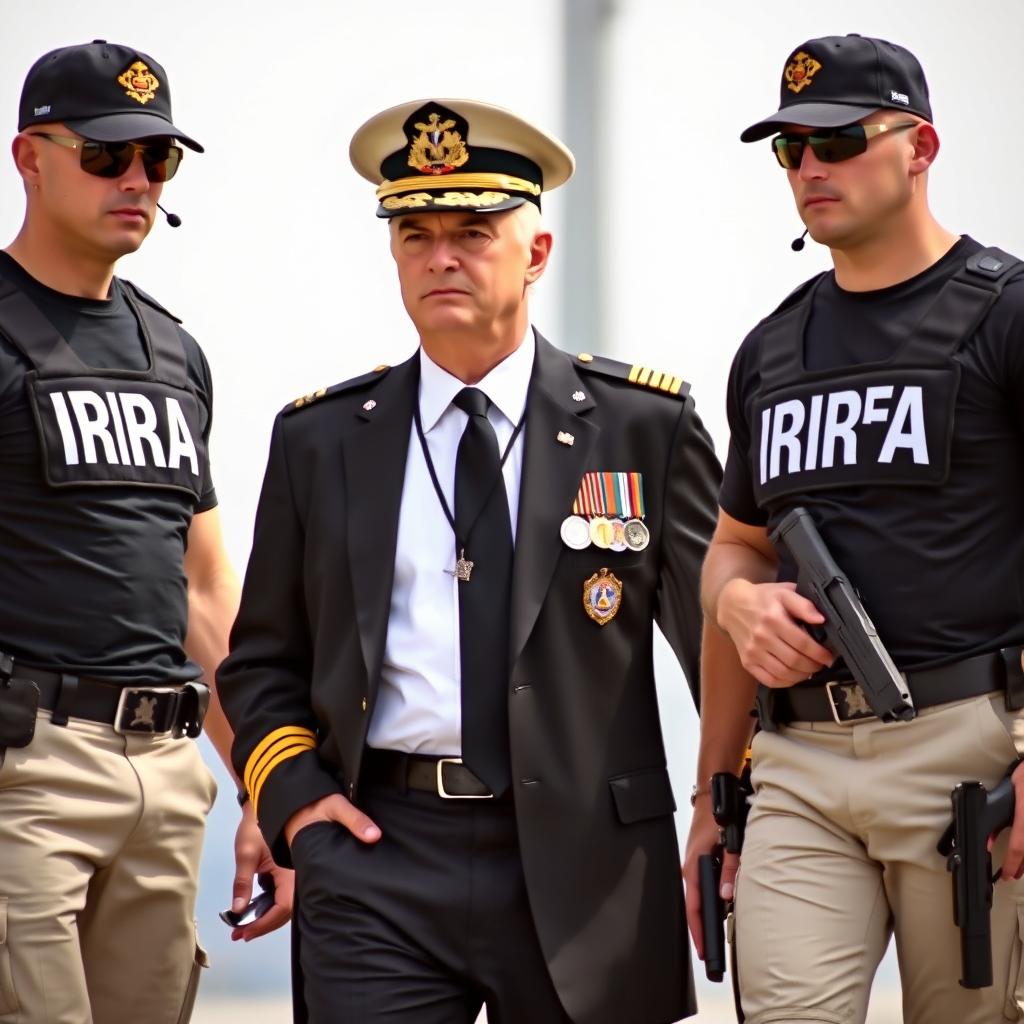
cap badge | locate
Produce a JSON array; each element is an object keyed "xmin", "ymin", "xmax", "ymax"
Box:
[
  {"xmin": 784, "ymin": 51, "xmax": 822, "ymax": 94},
  {"xmin": 407, "ymin": 112, "xmax": 470, "ymax": 176},
  {"xmin": 583, "ymin": 568, "xmax": 623, "ymax": 626},
  {"xmin": 117, "ymin": 61, "xmax": 160, "ymax": 105}
]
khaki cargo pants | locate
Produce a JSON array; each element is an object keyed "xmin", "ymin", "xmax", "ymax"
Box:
[
  {"xmin": 735, "ymin": 692, "xmax": 1024, "ymax": 1024},
  {"xmin": 0, "ymin": 708, "xmax": 217, "ymax": 1024}
]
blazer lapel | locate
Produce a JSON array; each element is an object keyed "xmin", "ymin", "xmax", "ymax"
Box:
[
  {"xmin": 510, "ymin": 335, "xmax": 599, "ymax": 666},
  {"xmin": 341, "ymin": 353, "xmax": 418, "ymax": 686}
]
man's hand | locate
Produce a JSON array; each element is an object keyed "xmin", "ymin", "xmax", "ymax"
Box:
[
  {"xmin": 283, "ymin": 791, "xmax": 382, "ymax": 849},
  {"xmin": 717, "ymin": 578, "xmax": 834, "ymax": 687},
  {"xmin": 230, "ymin": 802, "xmax": 293, "ymax": 942},
  {"xmin": 999, "ymin": 758, "xmax": 1024, "ymax": 881},
  {"xmin": 682, "ymin": 799, "xmax": 740, "ymax": 961}
]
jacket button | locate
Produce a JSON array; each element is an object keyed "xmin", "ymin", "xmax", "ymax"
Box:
[{"xmin": 360, "ymin": 697, "xmax": 367, "ymax": 712}]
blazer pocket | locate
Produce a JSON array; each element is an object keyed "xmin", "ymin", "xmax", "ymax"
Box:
[{"xmin": 609, "ymin": 767, "xmax": 676, "ymax": 825}]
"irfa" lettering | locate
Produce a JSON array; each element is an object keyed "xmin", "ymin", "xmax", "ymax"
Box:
[{"xmin": 759, "ymin": 384, "xmax": 928, "ymax": 484}]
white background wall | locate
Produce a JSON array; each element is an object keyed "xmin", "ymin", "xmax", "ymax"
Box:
[{"xmin": 3, "ymin": 2, "xmax": 1023, "ymax": 1020}]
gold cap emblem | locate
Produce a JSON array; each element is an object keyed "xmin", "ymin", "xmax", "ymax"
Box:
[
  {"xmin": 407, "ymin": 112, "xmax": 470, "ymax": 176},
  {"xmin": 784, "ymin": 52, "xmax": 822, "ymax": 94},
  {"xmin": 117, "ymin": 61, "xmax": 160, "ymax": 105}
]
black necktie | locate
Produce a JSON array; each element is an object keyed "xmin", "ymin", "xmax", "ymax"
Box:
[{"xmin": 452, "ymin": 386, "xmax": 512, "ymax": 794}]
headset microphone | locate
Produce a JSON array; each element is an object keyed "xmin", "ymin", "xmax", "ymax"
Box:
[
  {"xmin": 157, "ymin": 203, "xmax": 182, "ymax": 228},
  {"xmin": 791, "ymin": 229, "xmax": 808, "ymax": 252}
]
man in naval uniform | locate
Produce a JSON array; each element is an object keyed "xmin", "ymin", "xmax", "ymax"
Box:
[{"xmin": 219, "ymin": 98, "xmax": 732, "ymax": 1024}]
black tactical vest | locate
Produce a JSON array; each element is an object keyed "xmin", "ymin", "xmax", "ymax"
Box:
[
  {"xmin": 0, "ymin": 274, "xmax": 207, "ymax": 499},
  {"xmin": 750, "ymin": 248, "xmax": 1022, "ymax": 505}
]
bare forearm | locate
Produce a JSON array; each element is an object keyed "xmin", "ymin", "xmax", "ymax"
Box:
[
  {"xmin": 695, "ymin": 620, "xmax": 757, "ymax": 787},
  {"xmin": 701, "ymin": 536, "xmax": 777, "ymax": 626},
  {"xmin": 185, "ymin": 570, "xmax": 241, "ymax": 774}
]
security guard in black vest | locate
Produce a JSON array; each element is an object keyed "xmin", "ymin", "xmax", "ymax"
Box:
[
  {"xmin": 0, "ymin": 40, "xmax": 289, "ymax": 1024},
  {"xmin": 218, "ymin": 98, "xmax": 734, "ymax": 1024},
  {"xmin": 685, "ymin": 34, "xmax": 1024, "ymax": 1024}
]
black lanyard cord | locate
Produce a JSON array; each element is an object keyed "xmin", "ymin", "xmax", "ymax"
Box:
[{"xmin": 412, "ymin": 399, "xmax": 526, "ymax": 554}]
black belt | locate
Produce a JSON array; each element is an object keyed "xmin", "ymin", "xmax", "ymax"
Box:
[
  {"xmin": 362, "ymin": 749, "xmax": 498, "ymax": 800},
  {"xmin": 765, "ymin": 648, "xmax": 1021, "ymax": 727},
  {"xmin": 3, "ymin": 657, "xmax": 208, "ymax": 738}
]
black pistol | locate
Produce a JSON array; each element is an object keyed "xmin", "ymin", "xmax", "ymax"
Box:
[
  {"xmin": 697, "ymin": 767, "xmax": 753, "ymax": 983},
  {"xmin": 769, "ymin": 507, "xmax": 915, "ymax": 723},
  {"xmin": 938, "ymin": 770, "xmax": 1017, "ymax": 988},
  {"xmin": 698, "ymin": 849, "xmax": 726, "ymax": 982}
]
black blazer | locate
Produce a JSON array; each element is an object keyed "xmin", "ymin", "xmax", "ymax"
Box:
[{"xmin": 219, "ymin": 335, "xmax": 722, "ymax": 1024}]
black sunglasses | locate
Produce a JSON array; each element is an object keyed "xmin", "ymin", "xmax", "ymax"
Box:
[
  {"xmin": 772, "ymin": 122, "xmax": 917, "ymax": 170},
  {"xmin": 28, "ymin": 132, "xmax": 183, "ymax": 182}
]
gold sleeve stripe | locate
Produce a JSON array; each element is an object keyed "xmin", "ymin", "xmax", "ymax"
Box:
[
  {"xmin": 637, "ymin": 366, "xmax": 653, "ymax": 386},
  {"xmin": 250, "ymin": 739, "xmax": 317, "ymax": 814},
  {"xmin": 648, "ymin": 370, "xmax": 664, "ymax": 389},
  {"xmin": 627, "ymin": 364, "xmax": 642, "ymax": 383},
  {"xmin": 668, "ymin": 376, "xmax": 684, "ymax": 394},
  {"xmin": 245, "ymin": 734, "xmax": 316, "ymax": 795},
  {"xmin": 244, "ymin": 726, "xmax": 316, "ymax": 792}
]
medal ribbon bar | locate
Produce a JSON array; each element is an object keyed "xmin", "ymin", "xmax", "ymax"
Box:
[{"xmin": 572, "ymin": 472, "xmax": 645, "ymax": 518}]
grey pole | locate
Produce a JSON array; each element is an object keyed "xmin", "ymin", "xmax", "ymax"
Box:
[{"xmin": 561, "ymin": 0, "xmax": 617, "ymax": 355}]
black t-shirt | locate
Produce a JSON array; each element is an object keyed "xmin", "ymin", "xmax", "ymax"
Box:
[
  {"xmin": 721, "ymin": 237, "xmax": 1024, "ymax": 668},
  {"xmin": 0, "ymin": 252, "xmax": 216, "ymax": 683}
]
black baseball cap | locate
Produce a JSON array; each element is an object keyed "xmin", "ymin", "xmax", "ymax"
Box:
[
  {"xmin": 741, "ymin": 34, "xmax": 931, "ymax": 143},
  {"xmin": 18, "ymin": 40, "xmax": 203, "ymax": 152}
]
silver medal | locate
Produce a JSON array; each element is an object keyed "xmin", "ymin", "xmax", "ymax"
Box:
[
  {"xmin": 560, "ymin": 514, "xmax": 591, "ymax": 550},
  {"xmin": 623, "ymin": 518, "xmax": 650, "ymax": 552}
]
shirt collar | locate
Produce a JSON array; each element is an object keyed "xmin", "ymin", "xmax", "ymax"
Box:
[{"xmin": 418, "ymin": 326, "xmax": 536, "ymax": 433}]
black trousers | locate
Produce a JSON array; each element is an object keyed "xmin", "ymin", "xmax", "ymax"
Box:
[{"xmin": 292, "ymin": 780, "xmax": 572, "ymax": 1024}]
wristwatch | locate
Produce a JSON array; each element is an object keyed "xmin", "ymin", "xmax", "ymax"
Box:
[{"xmin": 689, "ymin": 783, "xmax": 710, "ymax": 807}]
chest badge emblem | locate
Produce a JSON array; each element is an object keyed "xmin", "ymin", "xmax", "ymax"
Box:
[{"xmin": 583, "ymin": 568, "xmax": 623, "ymax": 626}]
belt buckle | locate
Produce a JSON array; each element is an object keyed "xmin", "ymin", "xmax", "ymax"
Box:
[
  {"xmin": 825, "ymin": 681, "xmax": 878, "ymax": 726},
  {"xmin": 114, "ymin": 686, "xmax": 179, "ymax": 736},
  {"xmin": 435, "ymin": 757, "xmax": 494, "ymax": 800}
]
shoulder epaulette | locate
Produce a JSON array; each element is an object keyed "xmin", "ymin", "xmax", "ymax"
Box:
[
  {"xmin": 575, "ymin": 352, "xmax": 690, "ymax": 398},
  {"xmin": 120, "ymin": 280, "xmax": 183, "ymax": 324},
  {"xmin": 283, "ymin": 364, "xmax": 391, "ymax": 414},
  {"xmin": 761, "ymin": 272, "xmax": 826, "ymax": 323}
]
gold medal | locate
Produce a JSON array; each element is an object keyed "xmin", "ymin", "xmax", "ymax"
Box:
[{"xmin": 590, "ymin": 516, "xmax": 614, "ymax": 549}]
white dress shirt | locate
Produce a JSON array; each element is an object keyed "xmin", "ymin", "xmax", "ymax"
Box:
[{"xmin": 367, "ymin": 329, "xmax": 535, "ymax": 754}]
